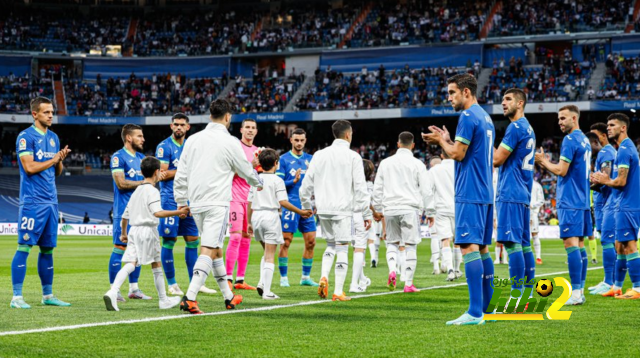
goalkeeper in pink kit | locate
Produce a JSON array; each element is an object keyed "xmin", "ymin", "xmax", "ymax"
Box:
[{"xmin": 227, "ymin": 118, "xmax": 261, "ymax": 290}]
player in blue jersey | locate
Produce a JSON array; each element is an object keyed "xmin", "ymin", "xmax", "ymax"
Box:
[
  {"xmin": 276, "ymin": 128, "xmax": 319, "ymax": 287},
  {"xmin": 492, "ymin": 88, "xmax": 536, "ymax": 305},
  {"xmin": 535, "ymin": 105, "xmax": 592, "ymax": 305},
  {"xmin": 108, "ymin": 124, "xmax": 153, "ymax": 301},
  {"xmin": 156, "ymin": 113, "xmax": 216, "ymax": 296},
  {"xmin": 587, "ymin": 124, "xmax": 617, "ymax": 295},
  {"xmin": 592, "ymin": 113, "xmax": 640, "ymax": 299},
  {"xmin": 10, "ymin": 97, "xmax": 72, "ymax": 309},
  {"xmin": 423, "ymin": 74, "xmax": 495, "ymax": 325}
]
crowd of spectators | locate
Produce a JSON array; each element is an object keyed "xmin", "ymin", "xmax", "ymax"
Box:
[
  {"xmin": 491, "ymin": 0, "xmax": 632, "ymax": 37},
  {"xmin": 0, "ymin": 71, "xmax": 54, "ymax": 114},
  {"xmin": 65, "ymin": 72, "xmax": 224, "ymax": 116},
  {"xmin": 597, "ymin": 52, "xmax": 640, "ymax": 100},
  {"xmin": 295, "ymin": 64, "xmax": 473, "ymax": 111},
  {"xmin": 227, "ymin": 69, "xmax": 305, "ymax": 113}
]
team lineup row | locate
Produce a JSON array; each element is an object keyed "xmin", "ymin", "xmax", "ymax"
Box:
[{"xmin": 8, "ymin": 73, "xmax": 640, "ymax": 324}]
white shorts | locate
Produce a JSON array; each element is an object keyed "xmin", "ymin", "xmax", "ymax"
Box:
[
  {"xmin": 252, "ymin": 210, "xmax": 284, "ymax": 245},
  {"xmin": 432, "ymin": 215, "xmax": 455, "ymax": 240},
  {"xmin": 122, "ymin": 226, "xmax": 161, "ymax": 266},
  {"xmin": 385, "ymin": 211, "xmax": 422, "ymax": 245},
  {"xmin": 530, "ymin": 215, "xmax": 539, "ymax": 233},
  {"xmin": 318, "ymin": 215, "xmax": 353, "ymax": 244},
  {"xmin": 192, "ymin": 206, "xmax": 230, "ymax": 249},
  {"xmin": 352, "ymin": 213, "xmax": 367, "ymax": 249}
]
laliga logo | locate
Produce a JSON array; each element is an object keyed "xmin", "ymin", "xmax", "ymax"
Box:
[{"xmin": 484, "ymin": 277, "xmax": 573, "ymax": 320}]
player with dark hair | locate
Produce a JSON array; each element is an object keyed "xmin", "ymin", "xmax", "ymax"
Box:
[
  {"xmin": 11, "ymin": 96, "xmax": 71, "ymax": 309},
  {"xmin": 423, "ymin": 73, "xmax": 495, "ymax": 325},
  {"xmin": 156, "ymin": 113, "xmax": 216, "ymax": 296},
  {"xmin": 493, "ymin": 88, "xmax": 536, "ymax": 306},
  {"xmin": 276, "ymin": 128, "xmax": 319, "ymax": 287},
  {"xmin": 109, "ymin": 123, "xmax": 152, "ymax": 301},
  {"xmin": 536, "ymin": 105, "xmax": 592, "ymax": 305},
  {"xmin": 592, "ymin": 113, "xmax": 640, "ymax": 299},
  {"xmin": 588, "ymin": 122, "xmax": 617, "ymax": 295}
]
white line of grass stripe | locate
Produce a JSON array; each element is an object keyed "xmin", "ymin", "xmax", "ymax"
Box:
[{"xmin": 0, "ymin": 266, "xmax": 603, "ymax": 337}]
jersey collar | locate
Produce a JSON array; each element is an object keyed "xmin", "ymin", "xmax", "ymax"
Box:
[
  {"xmin": 31, "ymin": 125, "xmax": 46, "ymax": 136},
  {"xmin": 123, "ymin": 147, "xmax": 136, "ymax": 157},
  {"xmin": 171, "ymin": 136, "xmax": 183, "ymax": 147},
  {"xmin": 289, "ymin": 150, "xmax": 302, "ymax": 159}
]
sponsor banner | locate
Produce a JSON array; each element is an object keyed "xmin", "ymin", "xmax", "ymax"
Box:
[
  {"xmin": 0, "ymin": 223, "xmax": 113, "ymax": 236},
  {"xmin": 0, "ymin": 113, "xmax": 60, "ymax": 124},
  {"xmin": 57, "ymin": 116, "xmax": 145, "ymax": 125},
  {"xmin": 491, "ymin": 101, "xmax": 590, "ymax": 115},
  {"xmin": 590, "ymin": 100, "xmax": 640, "ymax": 112},
  {"xmin": 312, "ymin": 108, "xmax": 401, "ymax": 121}
]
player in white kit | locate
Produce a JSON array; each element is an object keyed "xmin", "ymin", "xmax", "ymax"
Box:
[
  {"xmin": 530, "ymin": 180, "xmax": 545, "ymax": 264},
  {"xmin": 248, "ymin": 149, "xmax": 312, "ymax": 300},
  {"xmin": 373, "ymin": 132, "xmax": 430, "ymax": 293},
  {"xmin": 103, "ymin": 157, "xmax": 189, "ymax": 311},
  {"xmin": 300, "ymin": 120, "xmax": 372, "ymax": 302},
  {"xmin": 426, "ymin": 151, "xmax": 463, "ymax": 281}
]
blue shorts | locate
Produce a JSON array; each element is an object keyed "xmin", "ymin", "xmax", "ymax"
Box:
[
  {"xmin": 496, "ymin": 202, "xmax": 531, "ymax": 246},
  {"xmin": 615, "ymin": 211, "xmax": 640, "ymax": 243},
  {"xmin": 113, "ymin": 218, "xmax": 131, "ymax": 246},
  {"xmin": 601, "ymin": 209, "xmax": 616, "ymax": 245},
  {"xmin": 558, "ymin": 209, "xmax": 592, "ymax": 239},
  {"xmin": 158, "ymin": 201, "xmax": 199, "ymax": 238},
  {"xmin": 594, "ymin": 206, "xmax": 604, "ymax": 232},
  {"xmin": 18, "ymin": 203, "xmax": 58, "ymax": 248},
  {"xmin": 281, "ymin": 208, "xmax": 317, "ymax": 233},
  {"xmin": 455, "ymin": 202, "xmax": 493, "ymax": 246}
]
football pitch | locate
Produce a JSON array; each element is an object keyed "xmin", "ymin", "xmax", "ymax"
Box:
[{"xmin": 0, "ymin": 236, "xmax": 638, "ymax": 357}]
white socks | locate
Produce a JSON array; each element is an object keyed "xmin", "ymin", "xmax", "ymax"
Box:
[
  {"xmin": 152, "ymin": 267, "xmax": 167, "ymax": 301},
  {"xmin": 258, "ymin": 256, "xmax": 265, "ymax": 288},
  {"xmin": 213, "ymin": 258, "xmax": 233, "ymax": 300},
  {"xmin": 533, "ymin": 236, "xmax": 542, "ymax": 259},
  {"xmin": 112, "ymin": 263, "xmax": 136, "ymax": 293},
  {"xmin": 404, "ymin": 245, "xmax": 417, "ymax": 286},
  {"xmin": 186, "ymin": 255, "xmax": 212, "ymax": 301},
  {"xmin": 398, "ymin": 249, "xmax": 406, "ymax": 275},
  {"xmin": 386, "ymin": 243, "xmax": 398, "ymax": 274},
  {"xmin": 454, "ymin": 247, "xmax": 462, "ymax": 271},
  {"xmin": 441, "ymin": 246, "xmax": 453, "ymax": 272},
  {"xmin": 262, "ymin": 262, "xmax": 275, "ymax": 295},
  {"xmin": 321, "ymin": 244, "xmax": 336, "ymax": 279},
  {"xmin": 334, "ymin": 245, "xmax": 349, "ymax": 295},
  {"xmin": 502, "ymin": 247, "xmax": 508, "ymax": 263},
  {"xmin": 494, "ymin": 245, "xmax": 501, "ymax": 261},
  {"xmin": 351, "ymin": 251, "xmax": 365, "ymax": 287},
  {"xmin": 430, "ymin": 238, "xmax": 440, "ymax": 269},
  {"xmin": 368, "ymin": 242, "xmax": 377, "ymax": 262},
  {"xmin": 129, "ymin": 282, "xmax": 139, "ymax": 292}
]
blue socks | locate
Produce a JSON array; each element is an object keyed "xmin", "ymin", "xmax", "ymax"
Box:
[
  {"xmin": 302, "ymin": 258, "xmax": 313, "ymax": 277},
  {"xmin": 38, "ymin": 247, "xmax": 54, "ymax": 296},
  {"xmin": 11, "ymin": 245, "xmax": 31, "ymax": 296},
  {"xmin": 505, "ymin": 243, "xmax": 524, "ymax": 293},
  {"xmin": 109, "ymin": 248, "xmax": 124, "ymax": 284},
  {"xmin": 279, "ymin": 257, "xmax": 289, "ymax": 278},
  {"xmin": 602, "ymin": 244, "xmax": 616, "ymax": 286},
  {"xmin": 566, "ymin": 246, "xmax": 583, "ymax": 290},
  {"xmin": 523, "ymin": 246, "xmax": 536, "ymax": 292},
  {"xmin": 481, "ymin": 252, "xmax": 494, "ymax": 313},
  {"xmin": 185, "ymin": 240, "xmax": 199, "ymax": 281},
  {"xmin": 464, "ymin": 251, "xmax": 484, "ymax": 318},
  {"xmin": 130, "ymin": 265, "xmax": 141, "ymax": 284},
  {"xmin": 580, "ymin": 247, "xmax": 588, "ymax": 290},
  {"xmin": 626, "ymin": 252, "xmax": 640, "ymax": 288},
  {"xmin": 614, "ymin": 254, "xmax": 627, "ymax": 288},
  {"xmin": 161, "ymin": 239, "xmax": 177, "ymax": 285}
]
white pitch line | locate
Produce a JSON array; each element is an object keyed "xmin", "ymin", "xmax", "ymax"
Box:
[{"xmin": 0, "ymin": 266, "xmax": 603, "ymax": 337}]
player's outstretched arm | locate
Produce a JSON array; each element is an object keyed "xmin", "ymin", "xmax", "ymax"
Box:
[
  {"xmin": 112, "ymin": 171, "xmax": 143, "ymax": 190},
  {"xmin": 154, "ymin": 207, "xmax": 189, "ymax": 219},
  {"xmin": 280, "ymin": 200, "xmax": 312, "ymax": 219}
]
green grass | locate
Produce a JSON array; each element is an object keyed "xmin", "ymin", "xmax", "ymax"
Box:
[{"xmin": 0, "ymin": 236, "xmax": 638, "ymax": 357}]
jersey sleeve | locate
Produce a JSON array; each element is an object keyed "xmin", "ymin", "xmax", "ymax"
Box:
[
  {"xmin": 560, "ymin": 137, "xmax": 576, "ymax": 163},
  {"xmin": 156, "ymin": 142, "xmax": 170, "ymax": 164},
  {"xmin": 617, "ymin": 147, "xmax": 632, "ymax": 169},
  {"xmin": 16, "ymin": 133, "xmax": 34, "ymax": 158},
  {"xmin": 276, "ymin": 178, "xmax": 288, "ymax": 202},
  {"xmin": 499, "ymin": 123, "xmax": 518, "ymax": 152},
  {"xmin": 276, "ymin": 157, "xmax": 287, "ymax": 178},
  {"xmin": 147, "ymin": 187, "xmax": 162, "ymax": 214},
  {"xmin": 111, "ymin": 152, "xmax": 125, "ymax": 173},
  {"xmin": 455, "ymin": 115, "xmax": 474, "ymax": 145}
]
